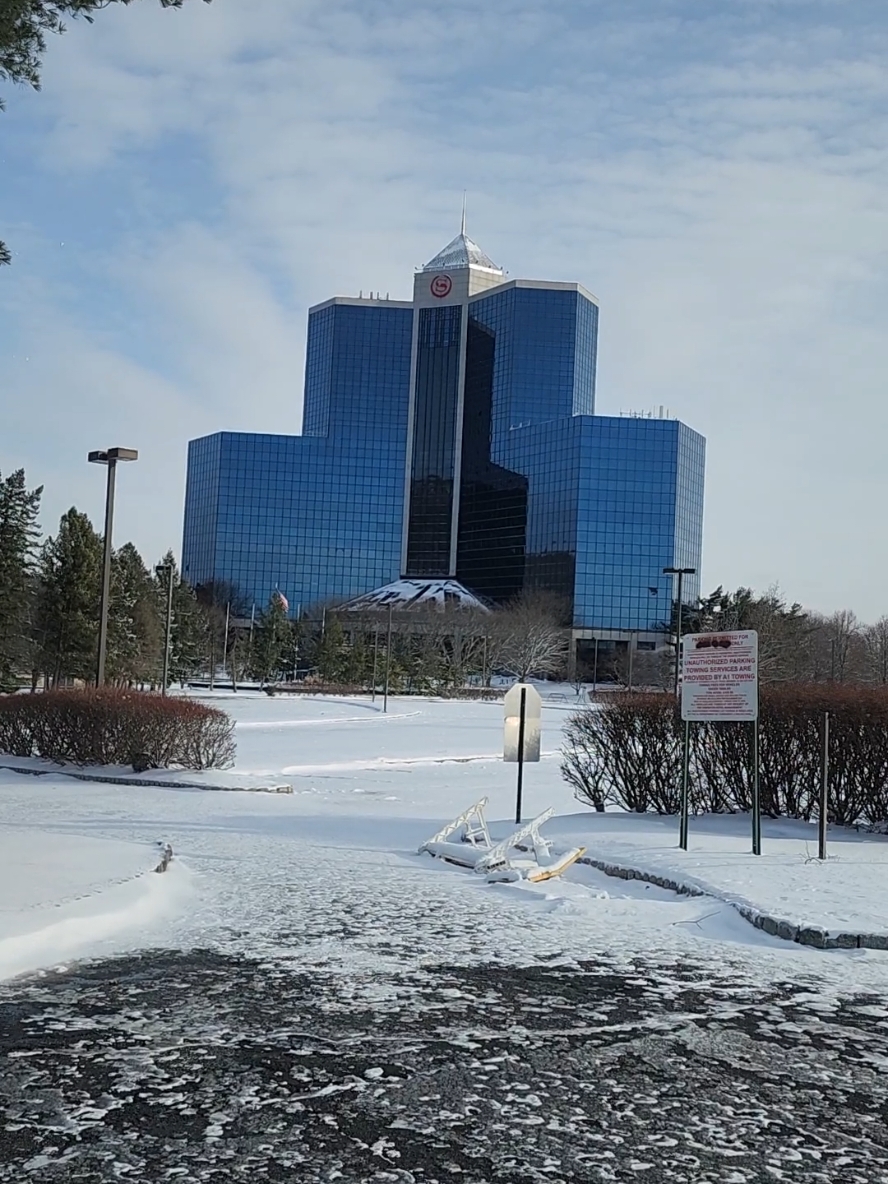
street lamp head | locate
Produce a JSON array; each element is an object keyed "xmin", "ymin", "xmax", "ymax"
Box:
[
  {"xmin": 663, "ymin": 566, "xmax": 696, "ymax": 575},
  {"xmin": 88, "ymin": 447, "xmax": 138, "ymax": 465}
]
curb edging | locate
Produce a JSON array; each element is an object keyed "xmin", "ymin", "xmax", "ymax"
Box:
[
  {"xmin": 0, "ymin": 764, "xmax": 293, "ymax": 794},
  {"xmin": 578, "ymin": 855, "xmax": 888, "ymax": 952}
]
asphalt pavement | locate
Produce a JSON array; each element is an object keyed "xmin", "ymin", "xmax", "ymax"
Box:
[{"xmin": 2, "ymin": 951, "xmax": 887, "ymax": 1182}]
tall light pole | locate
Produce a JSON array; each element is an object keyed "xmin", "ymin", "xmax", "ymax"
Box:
[
  {"xmin": 383, "ymin": 603, "xmax": 394, "ymax": 713},
  {"xmin": 663, "ymin": 566, "xmax": 696, "ymax": 697},
  {"xmin": 155, "ymin": 563, "xmax": 175, "ymax": 695},
  {"xmin": 88, "ymin": 447, "xmax": 138, "ymax": 686}
]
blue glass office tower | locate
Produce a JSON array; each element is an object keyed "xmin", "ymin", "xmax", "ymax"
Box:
[{"xmin": 183, "ymin": 228, "xmax": 705, "ymax": 652}]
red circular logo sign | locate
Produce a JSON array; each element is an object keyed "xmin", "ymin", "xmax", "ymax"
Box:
[{"xmin": 430, "ymin": 274, "xmax": 452, "ymax": 298}]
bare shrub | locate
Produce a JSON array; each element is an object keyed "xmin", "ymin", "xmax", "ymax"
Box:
[
  {"xmin": 0, "ymin": 689, "xmax": 235, "ymax": 769},
  {"xmin": 562, "ymin": 694, "xmax": 682, "ymax": 814},
  {"xmin": 562, "ymin": 684, "xmax": 888, "ymax": 824},
  {"xmin": 489, "ymin": 592, "xmax": 570, "ymax": 682}
]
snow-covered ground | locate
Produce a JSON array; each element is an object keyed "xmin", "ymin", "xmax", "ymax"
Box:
[
  {"xmin": 0, "ymin": 830, "xmax": 185, "ymax": 980},
  {"xmin": 546, "ymin": 810, "xmax": 888, "ymax": 937},
  {"xmin": 1, "ymin": 691, "xmax": 888, "ymax": 989}
]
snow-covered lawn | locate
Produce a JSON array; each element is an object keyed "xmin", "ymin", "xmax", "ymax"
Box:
[
  {"xmin": 1, "ymin": 690, "xmax": 888, "ymax": 988},
  {"xmin": 0, "ymin": 830, "xmax": 186, "ymax": 980},
  {"xmin": 545, "ymin": 811, "xmax": 888, "ymax": 937}
]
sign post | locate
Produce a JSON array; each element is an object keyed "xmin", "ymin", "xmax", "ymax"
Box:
[
  {"xmin": 679, "ymin": 719, "xmax": 691, "ymax": 850},
  {"xmin": 504, "ymin": 683, "xmax": 542, "ymax": 824},
  {"xmin": 819, "ymin": 712, "xmax": 830, "ymax": 861},
  {"xmin": 680, "ymin": 630, "xmax": 760, "ymax": 853}
]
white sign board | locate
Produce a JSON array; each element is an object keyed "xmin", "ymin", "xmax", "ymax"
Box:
[
  {"xmin": 503, "ymin": 683, "xmax": 542, "ymax": 762},
  {"xmin": 681, "ymin": 631, "xmax": 759, "ymax": 722}
]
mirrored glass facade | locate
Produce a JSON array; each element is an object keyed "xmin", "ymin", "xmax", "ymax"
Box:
[
  {"xmin": 405, "ymin": 305, "xmax": 463, "ymax": 576},
  {"xmin": 183, "ymin": 236, "xmax": 705, "ymax": 634}
]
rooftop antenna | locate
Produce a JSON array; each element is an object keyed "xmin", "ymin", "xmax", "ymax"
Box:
[{"xmin": 460, "ymin": 191, "xmax": 467, "ymax": 237}]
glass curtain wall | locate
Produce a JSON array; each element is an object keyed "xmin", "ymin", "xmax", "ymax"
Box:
[
  {"xmin": 405, "ymin": 304, "xmax": 463, "ymax": 576},
  {"xmin": 455, "ymin": 318, "xmax": 528, "ymax": 602}
]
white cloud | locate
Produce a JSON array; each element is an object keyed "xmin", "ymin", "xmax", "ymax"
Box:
[{"xmin": 3, "ymin": 0, "xmax": 888, "ymax": 615}]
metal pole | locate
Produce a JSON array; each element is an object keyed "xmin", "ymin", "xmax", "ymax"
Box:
[
  {"xmin": 96, "ymin": 457, "xmax": 117, "ymax": 687},
  {"xmin": 592, "ymin": 637, "xmax": 599, "ymax": 697},
  {"xmin": 515, "ymin": 686, "xmax": 527, "ymax": 824},
  {"xmin": 383, "ymin": 604, "xmax": 393, "ymax": 713},
  {"xmin": 482, "ymin": 634, "xmax": 488, "ymax": 687},
  {"xmin": 372, "ymin": 624, "xmax": 379, "ymax": 703},
  {"xmin": 679, "ymin": 719, "xmax": 690, "ymax": 850},
  {"xmin": 627, "ymin": 632, "xmax": 635, "ymax": 693},
  {"xmin": 819, "ymin": 711, "xmax": 829, "ymax": 860},
  {"xmin": 752, "ymin": 717, "xmax": 762, "ymax": 855},
  {"xmin": 224, "ymin": 602, "xmax": 230, "ymax": 685},
  {"xmin": 161, "ymin": 566, "xmax": 174, "ymax": 695},
  {"xmin": 674, "ymin": 569, "xmax": 685, "ymax": 698}
]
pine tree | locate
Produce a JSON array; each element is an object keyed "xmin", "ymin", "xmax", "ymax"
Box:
[
  {"xmin": 107, "ymin": 542, "xmax": 162, "ymax": 685},
  {"xmin": 250, "ymin": 593, "xmax": 293, "ymax": 684},
  {"xmin": 159, "ymin": 554, "xmax": 209, "ymax": 686},
  {"xmin": 315, "ymin": 615, "xmax": 350, "ymax": 683},
  {"xmin": 36, "ymin": 508, "xmax": 102, "ymax": 685},
  {"xmin": 0, "ymin": 468, "xmax": 42, "ymax": 688}
]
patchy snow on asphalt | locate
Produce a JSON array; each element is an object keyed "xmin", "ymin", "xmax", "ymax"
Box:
[{"xmin": 0, "ymin": 691, "xmax": 887, "ymax": 989}]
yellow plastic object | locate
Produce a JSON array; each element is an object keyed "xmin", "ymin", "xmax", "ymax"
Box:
[{"xmin": 524, "ymin": 847, "xmax": 586, "ymax": 883}]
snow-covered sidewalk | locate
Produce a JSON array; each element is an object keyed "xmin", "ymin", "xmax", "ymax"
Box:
[
  {"xmin": 0, "ymin": 829, "xmax": 187, "ymax": 980},
  {"xmin": 546, "ymin": 811, "xmax": 888, "ymax": 945}
]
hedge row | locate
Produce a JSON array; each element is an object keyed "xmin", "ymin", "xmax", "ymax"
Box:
[
  {"xmin": 561, "ymin": 686, "xmax": 888, "ymax": 825},
  {"xmin": 0, "ymin": 689, "xmax": 235, "ymax": 770}
]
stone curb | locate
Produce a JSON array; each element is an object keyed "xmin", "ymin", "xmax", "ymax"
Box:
[
  {"xmin": 0, "ymin": 764, "xmax": 293, "ymax": 794},
  {"xmin": 578, "ymin": 854, "xmax": 888, "ymax": 952}
]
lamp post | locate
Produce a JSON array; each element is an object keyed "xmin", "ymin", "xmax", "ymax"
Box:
[
  {"xmin": 155, "ymin": 563, "xmax": 175, "ymax": 695},
  {"xmin": 663, "ymin": 566, "xmax": 696, "ymax": 697},
  {"xmin": 383, "ymin": 603, "xmax": 394, "ymax": 713},
  {"xmin": 88, "ymin": 447, "xmax": 138, "ymax": 686}
]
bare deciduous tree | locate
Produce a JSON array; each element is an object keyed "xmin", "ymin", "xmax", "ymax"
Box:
[
  {"xmin": 863, "ymin": 616, "xmax": 888, "ymax": 685},
  {"xmin": 489, "ymin": 592, "xmax": 570, "ymax": 682}
]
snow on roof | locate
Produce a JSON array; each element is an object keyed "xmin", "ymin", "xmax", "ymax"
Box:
[
  {"xmin": 341, "ymin": 578, "xmax": 491, "ymax": 613},
  {"xmin": 421, "ymin": 233, "xmax": 503, "ymax": 275}
]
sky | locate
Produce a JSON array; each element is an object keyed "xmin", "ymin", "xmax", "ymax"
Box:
[{"xmin": 2, "ymin": 0, "xmax": 888, "ymax": 619}]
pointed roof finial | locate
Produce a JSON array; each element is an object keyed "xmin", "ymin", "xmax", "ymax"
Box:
[{"xmin": 460, "ymin": 191, "xmax": 467, "ymax": 237}]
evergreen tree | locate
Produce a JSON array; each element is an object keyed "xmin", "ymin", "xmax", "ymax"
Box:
[
  {"xmin": 315, "ymin": 615, "xmax": 350, "ymax": 683},
  {"xmin": 36, "ymin": 507, "xmax": 102, "ymax": 685},
  {"xmin": 250, "ymin": 593, "xmax": 293, "ymax": 684},
  {"xmin": 158, "ymin": 553, "xmax": 209, "ymax": 685},
  {"xmin": 0, "ymin": 468, "xmax": 42, "ymax": 688},
  {"xmin": 107, "ymin": 541, "xmax": 162, "ymax": 684}
]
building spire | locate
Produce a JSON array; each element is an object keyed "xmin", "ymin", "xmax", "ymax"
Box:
[{"xmin": 460, "ymin": 191, "xmax": 467, "ymax": 237}]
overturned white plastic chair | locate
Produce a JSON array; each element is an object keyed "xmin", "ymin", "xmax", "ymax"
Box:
[{"xmin": 419, "ymin": 799, "xmax": 585, "ymax": 883}]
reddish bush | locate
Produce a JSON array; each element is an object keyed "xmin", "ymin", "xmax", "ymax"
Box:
[
  {"xmin": 562, "ymin": 694, "xmax": 682, "ymax": 814},
  {"xmin": 0, "ymin": 689, "xmax": 235, "ymax": 770},
  {"xmin": 562, "ymin": 685, "xmax": 888, "ymax": 825}
]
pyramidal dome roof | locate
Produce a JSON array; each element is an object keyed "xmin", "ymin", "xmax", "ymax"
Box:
[
  {"xmin": 341, "ymin": 578, "xmax": 491, "ymax": 613},
  {"xmin": 421, "ymin": 232, "xmax": 503, "ymax": 275}
]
